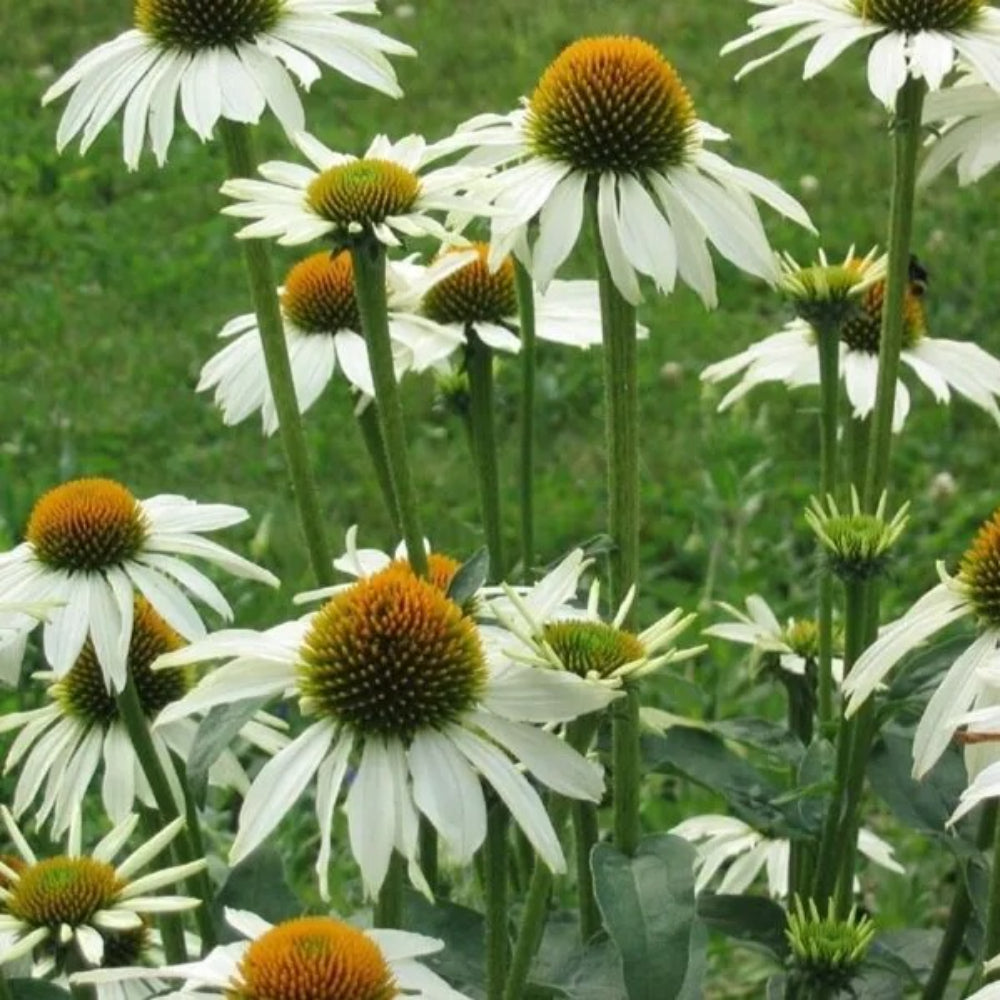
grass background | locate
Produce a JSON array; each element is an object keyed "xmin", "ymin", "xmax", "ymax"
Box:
[{"xmin": 3, "ymin": 0, "xmax": 1000, "ymax": 993}]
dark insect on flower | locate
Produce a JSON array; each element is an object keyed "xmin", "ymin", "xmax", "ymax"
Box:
[{"xmin": 908, "ymin": 254, "xmax": 929, "ymax": 297}]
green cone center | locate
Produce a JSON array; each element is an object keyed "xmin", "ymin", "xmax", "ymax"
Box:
[
  {"xmin": 542, "ymin": 619, "xmax": 644, "ymax": 679},
  {"xmin": 306, "ymin": 160, "xmax": 421, "ymax": 231}
]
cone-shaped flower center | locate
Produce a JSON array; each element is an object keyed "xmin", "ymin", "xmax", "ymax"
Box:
[
  {"xmin": 135, "ymin": 0, "xmax": 285, "ymax": 51},
  {"xmin": 960, "ymin": 509, "xmax": 1000, "ymax": 628},
  {"xmin": 55, "ymin": 600, "xmax": 189, "ymax": 724},
  {"xmin": 423, "ymin": 245, "xmax": 518, "ymax": 326},
  {"xmin": 526, "ymin": 36, "xmax": 696, "ymax": 174},
  {"xmin": 782, "ymin": 620, "xmax": 820, "ymax": 660},
  {"xmin": 0, "ymin": 855, "xmax": 25, "ymax": 893},
  {"xmin": 840, "ymin": 278, "xmax": 926, "ymax": 355},
  {"xmin": 306, "ymin": 160, "xmax": 421, "ymax": 231},
  {"xmin": 543, "ymin": 620, "xmax": 644, "ymax": 679},
  {"xmin": 299, "ymin": 565, "xmax": 487, "ymax": 739},
  {"xmin": 854, "ymin": 0, "xmax": 984, "ymax": 31},
  {"xmin": 26, "ymin": 479, "xmax": 148, "ymax": 573},
  {"xmin": 7, "ymin": 857, "xmax": 121, "ymax": 927},
  {"xmin": 233, "ymin": 917, "xmax": 397, "ymax": 1000},
  {"xmin": 282, "ymin": 252, "xmax": 361, "ymax": 335}
]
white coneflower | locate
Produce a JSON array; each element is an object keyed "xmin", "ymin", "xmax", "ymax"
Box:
[
  {"xmin": 702, "ymin": 263, "xmax": 1000, "ymax": 430},
  {"xmin": 921, "ymin": 78, "xmax": 1000, "ymax": 186},
  {"xmin": 153, "ymin": 560, "xmax": 615, "ymax": 899},
  {"xmin": 723, "ymin": 0, "xmax": 1000, "ymax": 107},
  {"xmin": 442, "ymin": 36, "xmax": 813, "ymax": 306},
  {"xmin": 0, "ymin": 808, "xmax": 202, "ymax": 973},
  {"xmin": 200, "ymin": 250, "xmax": 470, "ymax": 434},
  {"xmin": 671, "ymin": 814, "xmax": 903, "ymax": 898},
  {"xmin": 843, "ymin": 507, "xmax": 1000, "ymax": 778},
  {"xmin": 42, "ymin": 0, "xmax": 414, "ymax": 169},
  {"xmin": 0, "ymin": 599, "xmax": 287, "ymax": 835},
  {"xmin": 221, "ymin": 131, "xmax": 492, "ymax": 249},
  {"xmin": 73, "ymin": 908, "xmax": 470, "ymax": 1000},
  {"xmin": 0, "ymin": 601, "xmax": 53, "ymax": 687},
  {"xmin": 0, "ymin": 479, "xmax": 278, "ymax": 692}
]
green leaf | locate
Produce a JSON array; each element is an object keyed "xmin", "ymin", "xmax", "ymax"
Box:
[
  {"xmin": 696, "ymin": 894, "xmax": 789, "ymax": 960},
  {"xmin": 591, "ymin": 834, "xmax": 697, "ymax": 1000},
  {"xmin": 403, "ymin": 889, "xmax": 484, "ymax": 994},
  {"xmin": 187, "ymin": 696, "xmax": 268, "ymax": 801},
  {"xmin": 711, "ymin": 718, "xmax": 805, "ymax": 766},
  {"xmin": 448, "ymin": 547, "xmax": 489, "ymax": 607},
  {"xmin": 8, "ymin": 982, "xmax": 71, "ymax": 1000},
  {"xmin": 213, "ymin": 846, "xmax": 301, "ymax": 935},
  {"xmin": 530, "ymin": 912, "xmax": 627, "ymax": 1000},
  {"xmin": 866, "ymin": 729, "xmax": 966, "ymax": 834}
]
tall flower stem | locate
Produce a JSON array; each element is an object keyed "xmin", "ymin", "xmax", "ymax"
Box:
[
  {"xmin": 862, "ymin": 77, "xmax": 926, "ymax": 513},
  {"xmin": 980, "ymin": 810, "xmax": 1000, "ymax": 984},
  {"xmin": 355, "ymin": 401, "xmax": 402, "ymax": 534},
  {"xmin": 350, "ymin": 237, "xmax": 428, "ymax": 579},
  {"xmin": 466, "ymin": 329, "xmax": 504, "ymax": 579},
  {"xmin": 590, "ymin": 192, "xmax": 641, "ymax": 855},
  {"xmin": 815, "ymin": 322, "xmax": 840, "ymax": 725},
  {"xmin": 218, "ymin": 121, "xmax": 333, "ymax": 587},
  {"xmin": 114, "ymin": 679, "xmax": 217, "ymax": 951},
  {"xmin": 922, "ymin": 803, "xmax": 997, "ymax": 999},
  {"xmin": 514, "ymin": 260, "xmax": 537, "ymax": 580},
  {"xmin": 374, "ymin": 853, "xmax": 405, "ymax": 929},
  {"xmin": 485, "ymin": 804, "xmax": 510, "ymax": 1000},
  {"xmin": 139, "ymin": 809, "xmax": 188, "ymax": 963},
  {"xmin": 567, "ymin": 716, "xmax": 602, "ymax": 941}
]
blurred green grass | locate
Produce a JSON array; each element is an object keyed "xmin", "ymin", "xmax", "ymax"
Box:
[{"xmin": 3, "ymin": 0, "xmax": 1000, "ymax": 990}]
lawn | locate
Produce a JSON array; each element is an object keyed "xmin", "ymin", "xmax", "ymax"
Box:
[{"xmin": 3, "ymin": 0, "xmax": 1000, "ymax": 994}]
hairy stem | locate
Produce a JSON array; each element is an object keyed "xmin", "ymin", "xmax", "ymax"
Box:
[
  {"xmin": 515, "ymin": 261, "xmax": 537, "ymax": 581},
  {"xmin": 485, "ymin": 805, "xmax": 510, "ymax": 1000}
]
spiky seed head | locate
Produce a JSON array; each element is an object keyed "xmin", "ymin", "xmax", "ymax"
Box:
[
  {"xmin": 282, "ymin": 252, "xmax": 361, "ymax": 335},
  {"xmin": 135, "ymin": 0, "xmax": 285, "ymax": 51},
  {"xmin": 7, "ymin": 857, "xmax": 121, "ymax": 928},
  {"xmin": 306, "ymin": 160, "xmax": 420, "ymax": 232},
  {"xmin": 839, "ymin": 277, "xmax": 926, "ymax": 355},
  {"xmin": 786, "ymin": 897, "xmax": 876, "ymax": 996},
  {"xmin": 854, "ymin": 0, "xmax": 984, "ymax": 31},
  {"xmin": 422, "ymin": 245, "xmax": 518, "ymax": 326},
  {"xmin": 543, "ymin": 620, "xmax": 645, "ymax": 679},
  {"xmin": 959, "ymin": 508, "xmax": 1000, "ymax": 629}
]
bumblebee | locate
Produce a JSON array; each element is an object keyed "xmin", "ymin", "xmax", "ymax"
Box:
[{"xmin": 908, "ymin": 255, "xmax": 929, "ymax": 297}]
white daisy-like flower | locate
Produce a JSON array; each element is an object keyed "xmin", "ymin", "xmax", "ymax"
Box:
[
  {"xmin": 842, "ymin": 507, "xmax": 1000, "ymax": 779},
  {"xmin": 0, "ymin": 601, "xmax": 54, "ymax": 687},
  {"xmin": 487, "ymin": 548, "xmax": 703, "ymax": 688},
  {"xmin": 671, "ymin": 814, "xmax": 904, "ymax": 898},
  {"xmin": 0, "ymin": 598, "xmax": 287, "ymax": 836},
  {"xmin": 0, "ymin": 479, "xmax": 278, "ymax": 693},
  {"xmin": 0, "ymin": 808, "xmax": 203, "ymax": 972},
  {"xmin": 921, "ymin": 78, "xmax": 1000, "ymax": 185},
  {"xmin": 723, "ymin": 0, "xmax": 1000, "ymax": 108},
  {"xmin": 42, "ymin": 0, "xmax": 415, "ymax": 170},
  {"xmin": 73, "ymin": 908, "xmax": 470, "ymax": 1000},
  {"xmin": 441, "ymin": 36, "xmax": 813, "ymax": 306},
  {"xmin": 399, "ymin": 242, "xmax": 640, "ymax": 355},
  {"xmin": 221, "ymin": 131, "xmax": 492, "ymax": 249},
  {"xmin": 199, "ymin": 250, "xmax": 473, "ymax": 434},
  {"xmin": 154, "ymin": 559, "xmax": 616, "ymax": 899},
  {"xmin": 702, "ymin": 265, "xmax": 1000, "ymax": 430},
  {"xmin": 704, "ymin": 594, "xmax": 845, "ymax": 681}
]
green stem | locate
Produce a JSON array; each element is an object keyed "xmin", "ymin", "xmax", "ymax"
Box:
[
  {"xmin": 374, "ymin": 853, "xmax": 405, "ymax": 928},
  {"xmin": 811, "ymin": 578, "xmax": 869, "ymax": 906},
  {"xmin": 466, "ymin": 330, "xmax": 504, "ymax": 581},
  {"xmin": 114, "ymin": 680, "xmax": 217, "ymax": 951},
  {"xmin": 861, "ymin": 78, "xmax": 926, "ymax": 513},
  {"xmin": 590, "ymin": 191, "xmax": 641, "ymax": 855},
  {"xmin": 515, "ymin": 260, "xmax": 536, "ymax": 581},
  {"xmin": 981, "ymin": 809, "xmax": 1000, "ymax": 982},
  {"xmin": 846, "ymin": 416, "xmax": 871, "ymax": 496},
  {"xmin": 138, "ymin": 809, "xmax": 187, "ymax": 963},
  {"xmin": 355, "ymin": 401, "xmax": 402, "ymax": 535},
  {"xmin": 922, "ymin": 803, "xmax": 997, "ymax": 1000},
  {"xmin": 218, "ymin": 121, "xmax": 333, "ymax": 587},
  {"xmin": 350, "ymin": 238, "xmax": 428, "ymax": 578},
  {"xmin": 816, "ymin": 321, "xmax": 840, "ymax": 726},
  {"xmin": 485, "ymin": 805, "xmax": 510, "ymax": 1000},
  {"xmin": 419, "ymin": 821, "xmax": 439, "ymax": 898},
  {"xmin": 787, "ymin": 677, "xmax": 815, "ymax": 901},
  {"xmin": 0, "ymin": 970, "xmax": 13, "ymax": 1000},
  {"xmin": 567, "ymin": 717, "xmax": 601, "ymax": 941}
]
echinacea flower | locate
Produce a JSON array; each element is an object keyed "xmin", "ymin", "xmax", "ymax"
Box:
[
  {"xmin": 199, "ymin": 250, "xmax": 471, "ymax": 434},
  {"xmin": 0, "ymin": 479, "xmax": 278, "ymax": 692},
  {"xmin": 488, "ymin": 549, "xmax": 703, "ymax": 688},
  {"xmin": 921, "ymin": 79, "xmax": 1000, "ymax": 186},
  {"xmin": 73, "ymin": 908, "xmax": 470, "ymax": 1000},
  {"xmin": 443, "ymin": 36, "xmax": 813, "ymax": 306},
  {"xmin": 704, "ymin": 594, "xmax": 845, "ymax": 680},
  {"xmin": 43, "ymin": 0, "xmax": 414, "ymax": 170},
  {"xmin": 0, "ymin": 599, "xmax": 287, "ymax": 835},
  {"xmin": 0, "ymin": 808, "xmax": 203, "ymax": 972},
  {"xmin": 702, "ymin": 264, "xmax": 1000, "ymax": 430},
  {"xmin": 843, "ymin": 506, "xmax": 1000, "ymax": 778},
  {"xmin": 221, "ymin": 131, "xmax": 492, "ymax": 249},
  {"xmin": 723, "ymin": 0, "xmax": 1000, "ymax": 107},
  {"xmin": 671, "ymin": 814, "xmax": 903, "ymax": 898},
  {"xmin": 154, "ymin": 561, "xmax": 615, "ymax": 898},
  {"xmin": 0, "ymin": 602, "xmax": 54, "ymax": 687}
]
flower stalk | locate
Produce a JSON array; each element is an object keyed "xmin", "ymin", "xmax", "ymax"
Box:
[
  {"xmin": 355, "ymin": 402, "xmax": 402, "ymax": 535},
  {"xmin": 374, "ymin": 853, "xmax": 406, "ymax": 929},
  {"xmin": 350, "ymin": 237, "xmax": 429, "ymax": 579},
  {"xmin": 218, "ymin": 121, "xmax": 333, "ymax": 587},
  {"xmin": 466, "ymin": 328, "xmax": 504, "ymax": 580},
  {"xmin": 485, "ymin": 803, "xmax": 510, "ymax": 1000},
  {"xmin": 114, "ymin": 678, "xmax": 217, "ymax": 950},
  {"xmin": 515, "ymin": 260, "xmax": 537, "ymax": 580}
]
